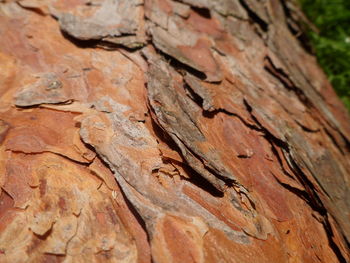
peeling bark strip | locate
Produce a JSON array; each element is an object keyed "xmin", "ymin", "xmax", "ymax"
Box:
[{"xmin": 0, "ymin": 0, "xmax": 349, "ymax": 262}]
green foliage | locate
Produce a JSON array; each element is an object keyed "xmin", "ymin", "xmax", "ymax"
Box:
[{"xmin": 300, "ymin": 0, "xmax": 350, "ymax": 111}]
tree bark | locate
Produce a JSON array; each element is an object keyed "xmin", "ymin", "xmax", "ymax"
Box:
[{"xmin": 0, "ymin": 0, "xmax": 349, "ymax": 262}]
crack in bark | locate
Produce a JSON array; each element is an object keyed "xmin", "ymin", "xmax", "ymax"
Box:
[
  {"xmin": 5, "ymin": 149, "xmax": 94, "ymax": 166},
  {"xmin": 238, "ymin": 0, "xmax": 268, "ymax": 32},
  {"xmin": 2, "ymin": 0, "xmax": 350, "ymax": 261},
  {"xmin": 265, "ymin": 55, "xmax": 350, "ymax": 149},
  {"xmin": 242, "ymin": 97, "xmax": 349, "ymax": 261},
  {"xmin": 279, "ymin": 0, "xmax": 314, "ymax": 53}
]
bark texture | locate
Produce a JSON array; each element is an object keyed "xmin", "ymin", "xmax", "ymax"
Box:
[{"xmin": 0, "ymin": 0, "xmax": 350, "ymax": 262}]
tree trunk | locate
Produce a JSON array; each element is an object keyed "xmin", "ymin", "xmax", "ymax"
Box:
[{"xmin": 0, "ymin": 0, "xmax": 349, "ymax": 262}]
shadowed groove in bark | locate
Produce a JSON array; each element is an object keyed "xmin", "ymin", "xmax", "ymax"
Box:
[
  {"xmin": 238, "ymin": 0, "xmax": 268, "ymax": 32},
  {"xmin": 268, "ymin": 137, "xmax": 348, "ymax": 263},
  {"xmin": 116, "ymin": 179, "xmax": 150, "ymax": 242},
  {"xmin": 244, "ymin": 94, "xmax": 326, "ymax": 208},
  {"xmin": 183, "ymin": 71, "xmax": 350, "ymax": 261},
  {"xmin": 243, "ymin": 97, "xmax": 349, "ymax": 262},
  {"xmin": 1, "ymin": 0, "xmax": 350, "ymax": 262},
  {"xmin": 278, "ymin": 0, "xmax": 314, "ymax": 53},
  {"xmin": 181, "ymin": 164, "xmax": 225, "ymax": 197},
  {"xmin": 265, "ymin": 55, "xmax": 350, "ymax": 155},
  {"xmin": 147, "ymin": 107, "xmax": 225, "ymax": 197},
  {"xmin": 60, "ymin": 31, "xmax": 101, "ymax": 49},
  {"xmin": 191, "ymin": 6, "xmax": 211, "ymax": 19},
  {"xmin": 264, "ymin": 56, "xmax": 312, "ymax": 107},
  {"xmin": 323, "ymin": 127, "xmax": 347, "ymax": 155},
  {"xmin": 183, "ymin": 80, "xmax": 262, "ymax": 131},
  {"xmin": 275, "ymin": 178, "xmax": 347, "ymax": 262},
  {"xmin": 147, "ymin": 96, "xmax": 227, "ymax": 196}
]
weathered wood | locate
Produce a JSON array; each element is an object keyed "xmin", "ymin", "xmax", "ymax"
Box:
[{"xmin": 0, "ymin": 0, "xmax": 349, "ymax": 262}]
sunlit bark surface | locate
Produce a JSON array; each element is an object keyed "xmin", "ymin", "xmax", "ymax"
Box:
[{"xmin": 0, "ymin": 0, "xmax": 349, "ymax": 262}]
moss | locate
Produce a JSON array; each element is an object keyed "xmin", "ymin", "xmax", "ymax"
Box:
[{"xmin": 300, "ymin": 0, "xmax": 350, "ymax": 111}]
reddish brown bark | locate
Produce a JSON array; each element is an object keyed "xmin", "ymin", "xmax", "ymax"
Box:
[{"xmin": 0, "ymin": 0, "xmax": 349, "ymax": 262}]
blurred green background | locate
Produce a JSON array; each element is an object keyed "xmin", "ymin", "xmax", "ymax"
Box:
[{"xmin": 300, "ymin": 0, "xmax": 350, "ymax": 111}]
